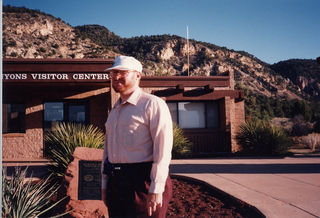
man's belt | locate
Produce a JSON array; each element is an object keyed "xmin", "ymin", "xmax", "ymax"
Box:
[
  {"xmin": 112, "ymin": 161, "xmax": 153, "ymax": 171},
  {"xmin": 103, "ymin": 159, "xmax": 153, "ymax": 176}
]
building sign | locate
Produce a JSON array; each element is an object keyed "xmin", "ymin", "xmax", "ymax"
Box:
[{"xmin": 2, "ymin": 73, "xmax": 110, "ymax": 82}]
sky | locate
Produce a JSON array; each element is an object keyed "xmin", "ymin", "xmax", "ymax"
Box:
[{"xmin": 3, "ymin": 0, "xmax": 320, "ymax": 64}]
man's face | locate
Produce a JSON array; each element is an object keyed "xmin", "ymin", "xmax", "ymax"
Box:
[{"xmin": 110, "ymin": 70, "xmax": 139, "ymax": 93}]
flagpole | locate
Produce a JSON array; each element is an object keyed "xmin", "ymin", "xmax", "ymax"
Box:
[{"xmin": 187, "ymin": 26, "xmax": 190, "ymax": 76}]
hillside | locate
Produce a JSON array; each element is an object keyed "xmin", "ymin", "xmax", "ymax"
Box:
[
  {"xmin": 3, "ymin": 5, "xmax": 320, "ymax": 120},
  {"xmin": 271, "ymin": 59, "xmax": 320, "ymax": 100},
  {"xmin": 2, "ymin": 6, "xmax": 118, "ymax": 59}
]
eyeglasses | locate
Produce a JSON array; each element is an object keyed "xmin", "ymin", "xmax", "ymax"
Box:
[{"xmin": 108, "ymin": 71, "xmax": 135, "ymax": 79}]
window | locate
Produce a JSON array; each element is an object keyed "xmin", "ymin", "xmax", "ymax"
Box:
[
  {"xmin": 44, "ymin": 102, "xmax": 64, "ymax": 123},
  {"xmin": 167, "ymin": 101, "xmax": 219, "ymax": 129},
  {"xmin": 44, "ymin": 101, "xmax": 88, "ymax": 131},
  {"xmin": 3, "ymin": 103, "xmax": 26, "ymax": 133}
]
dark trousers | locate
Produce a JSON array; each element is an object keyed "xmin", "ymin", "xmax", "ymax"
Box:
[{"xmin": 106, "ymin": 162, "xmax": 172, "ymax": 218}]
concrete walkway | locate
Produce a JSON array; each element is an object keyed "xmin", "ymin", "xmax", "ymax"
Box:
[
  {"xmin": 3, "ymin": 156, "xmax": 320, "ymax": 217},
  {"xmin": 170, "ymin": 155, "xmax": 320, "ymax": 218}
]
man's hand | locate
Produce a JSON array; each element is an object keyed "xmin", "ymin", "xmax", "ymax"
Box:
[
  {"xmin": 147, "ymin": 192, "xmax": 163, "ymax": 216},
  {"xmin": 101, "ymin": 189, "xmax": 107, "ymax": 206}
]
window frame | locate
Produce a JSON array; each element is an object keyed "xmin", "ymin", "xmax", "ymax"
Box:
[
  {"xmin": 2, "ymin": 103, "xmax": 26, "ymax": 134},
  {"xmin": 43, "ymin": 100, "xmax": 89, "ymax": 131},
  {"xmin": 167, "ymin": 100, "xmax": 220, "ymax": 129}
]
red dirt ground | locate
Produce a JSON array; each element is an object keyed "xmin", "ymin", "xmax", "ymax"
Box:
[{"xmin": 167, "ymin": 177, "xmax": 265, "ymax": 218}]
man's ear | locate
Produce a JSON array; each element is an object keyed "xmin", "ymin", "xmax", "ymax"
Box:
[{"xmin": 136, "ymin": 71, "xmax": 142, "ymax": 79}]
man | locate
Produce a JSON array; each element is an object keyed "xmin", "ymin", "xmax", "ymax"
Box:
[{"xmin": 101, "ymin": 56, "xmax": 173, "ymax": 218}]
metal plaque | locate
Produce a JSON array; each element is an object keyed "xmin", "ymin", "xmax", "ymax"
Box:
[{"xmin": 78, "ymin": 160, "xmax": 101, "ymax": 200}]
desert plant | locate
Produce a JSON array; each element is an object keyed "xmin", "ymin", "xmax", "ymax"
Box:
[
  {"xmin": 2, "ymin": 167, "xmax": 69, "ymax": 218},
  {"xmin": 236, "ymin": 120, "xmax": 292, "ymax": 156},
  {"xmin": 44, "ymin": 122, "xmax": 105, "ymax": 181},
  {"xmin": 314, "ymin": 120, "xmax": 320, "ymax": 133},
  {"xmin": 300, "ymin": 133, "xmax": 320, "ymax": 151},
  {"xmin": 291, "ymin": 114, "xmax": 311, "ymax": 136},
  {"xmin": 172, "ymin": 122, "xmax": 193, "ymax": 158}
]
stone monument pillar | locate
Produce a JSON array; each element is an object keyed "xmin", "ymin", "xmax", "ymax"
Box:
[{"xmin": 55, "ymin": 147, "xmax": 108, "ymax": 218}]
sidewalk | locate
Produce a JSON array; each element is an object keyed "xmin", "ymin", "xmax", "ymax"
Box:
[{"xmin": 170, "ymin": 155, "xmax": 320, "ymax": 218}]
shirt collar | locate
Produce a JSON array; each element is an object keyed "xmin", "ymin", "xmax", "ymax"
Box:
[{"xmin": 114, "ymin": 87, "xmax": 141, "ymax": 108}]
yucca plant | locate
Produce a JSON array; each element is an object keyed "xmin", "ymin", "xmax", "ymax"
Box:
[
  {"xmin": 236, "ymin": 120, "xmax": 292, "ymax": 156},
  {"xmin": 44, "ymin": 122, "xmax": 105, "ymax": 181},
  {"xmin": 2, "ymin": 167, "xmax": 69, "ymax": 218},
  {"xmin": 172, "ymin": 122, "xmax": 193, "ymax": 158}
]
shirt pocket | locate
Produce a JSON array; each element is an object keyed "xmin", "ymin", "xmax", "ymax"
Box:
[{"xmin": 120, "ymin": 123, "xmax": 137, "ymax": 148}]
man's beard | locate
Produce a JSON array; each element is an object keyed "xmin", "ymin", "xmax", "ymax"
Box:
[
  {"xmin": 112, "ymin": 84, "xmax": 124, "ymax": 93},
  {"xmin": 112, "ymin": 80, "xmax": 135, "ymax": 93}
]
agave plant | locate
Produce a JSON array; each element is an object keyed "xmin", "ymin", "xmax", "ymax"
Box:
[
  {"xmin": 172, "ymin": 122, "xmax": 193, "ymax": 158},
  {"xmin": 44, "ymin": 122, "xmax": 105, "ymax": 181},
  {"xmin": 2, "ymin": 167, "xmax": 69, "ymax": 218},
  {"xmin": 236, "ymin": 120, "xmax": 291, "ymax": 156}
]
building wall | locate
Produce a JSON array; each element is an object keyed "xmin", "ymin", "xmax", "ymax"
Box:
[
  {"xmin": 89, "ymin": 90, "xmax": 110, "ymax": 131},
  {"xmin": 3, "ymin": 99, "xmax": 44, "ymax": 158},
  {"xmin": 228, "ymin": 68, "xmax": 245, "ymax": 152},
  {"xmin": 141, "ymin": 81, "xmax": 244, "ymax": 155},
  {"xmin": 2, "ymin": 129, "xmax": 43, "ymax": 158},
  {"xmin": 230, "ymin": 99, "xmax": 245, "ymax": 152},
  {"xmin": 3, "ymin": 84, "xmax": 244, "ymax": 158},
  {"xmin": 3, "ymin": 59, "xmax": 245, "ymax": 158},
  {"xmin": 67, "ymin": 87, "xmax": 110, "ymax": 131},
  {"xmin": 2, "ymin": 85, "xmax": 110, "ymax": 159}
]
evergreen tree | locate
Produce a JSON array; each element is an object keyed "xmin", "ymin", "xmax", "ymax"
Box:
[
  {"xmin": 273, "ymin": 100, "xmax": 285, "ymax": 117},
  {"xmin": 291, "ymin": 99, "xmax": 312, "ymax": 121}
]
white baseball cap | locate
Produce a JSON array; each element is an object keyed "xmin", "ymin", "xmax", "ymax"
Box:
[{"xmin": 104, "ymin": 56, "xmax": 143, "ymax": 73}]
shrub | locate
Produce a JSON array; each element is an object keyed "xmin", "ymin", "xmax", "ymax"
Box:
[
  {"xmin": 291, "ymin": 114, "xmax": 311, "ymax": 136},
  {"xmin": 300, "ymin": 133, "xmax": 320, "ymax": 151},
  {"xmin": 52, "ymin": 43, "xmax": 59, "ymax": 49},
  {"xmin": 2, "ymin": 167, "xmax": 69, "ymax": 218},
  {"xmin": 236, "ymin": 120, "xmax": 292, "ymax": 156},
  {"xmin": 39, "ymin": 47, "xmax": 46, "ymax": 53},
  {"xmin": 314, "ymin": 120, "xmax": 320, "ymax": 133},
  {"xmin": 172, "ymin": 122, "xmax": 193, "ymax": 158},
  {"xmin": 10, "ymin": 52, "xmax": 17, "ymax": 57},
  {"xmin": 44, "ymin": 122, "xmax": 105, "ymax": 181}
]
